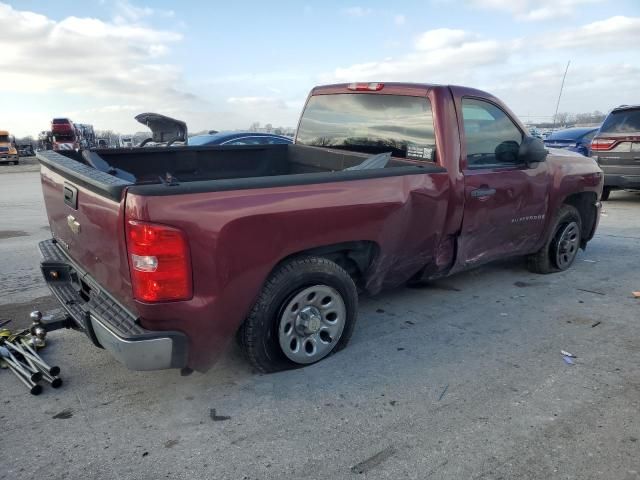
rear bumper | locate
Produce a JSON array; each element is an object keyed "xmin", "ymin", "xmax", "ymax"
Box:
[
  {"xmin": 596, "ymin": 163, "xmax": 640, "ymax": 188},
  {"xmin": 38, "ymin": 239, "xmax": 188, "ymax": 370},
  {"xmin": 602, "ymin": 174, "xmax": 640, "ymax": 189},
  {"xmin": 589, "ymin": 200, "xmax": 602, "ymax": 242}
]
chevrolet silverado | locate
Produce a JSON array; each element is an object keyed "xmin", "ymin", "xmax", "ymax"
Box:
[{"xmin": 36, "ymin": 82, "xmax": 603, "ymax": 373}]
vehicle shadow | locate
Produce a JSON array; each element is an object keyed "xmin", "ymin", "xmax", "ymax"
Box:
[
  {"xmin": 604, "ymin": 190, "xmax": 640, "ymax": 203},
  {"xmin": 191, "ymin": 255, "xmax": 561, "ymax": 399}
]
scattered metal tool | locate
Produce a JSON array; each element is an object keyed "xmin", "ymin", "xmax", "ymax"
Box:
[
  {"xmin": 0, "ymin": 311, "xmax": 63, "ymax": 395},
  {"xmin": 1, "ymin": 357, "xmax": 42, "ymax": 395}
]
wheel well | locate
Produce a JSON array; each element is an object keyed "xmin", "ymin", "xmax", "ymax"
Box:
[
  {"xmin": 563, "ymin": 192, "xmax": 598, "ymax": 246},
  {"xmin": 278, "ymin": 241, "xmax": 379, "ymax": 288}
]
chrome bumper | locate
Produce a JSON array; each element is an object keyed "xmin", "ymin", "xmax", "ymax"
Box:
[
  {"xmin": 90, "ymin": 315, "xmax": 177, "ymax": 370},
  {"xmin": 39, "ymin": 239, "xmax": 188, "ymax": 371}
]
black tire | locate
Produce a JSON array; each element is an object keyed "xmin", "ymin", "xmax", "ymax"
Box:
[
  {"xmin": 601, "ymin": 187, "xmax": 611, "ymax": 201},
  {"xmin": 527, "ymin": 205, "xmax": 582, "ymax": 274},
  {"xmin": 237, "ymin": 256, "xmax": 358, "ymax": 373}
]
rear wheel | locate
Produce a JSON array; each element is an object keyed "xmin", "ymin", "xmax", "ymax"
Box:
[
  {"xmin": 601, "ymin": 187, "xmax": 611, "ymax": 201},
  {"xmin": 238, "ymin": 256, "xmax": 358, "ymax": 373},
  {"xmin": 527, "ymin": 205, "xmax": 582, "ymax": 274}
]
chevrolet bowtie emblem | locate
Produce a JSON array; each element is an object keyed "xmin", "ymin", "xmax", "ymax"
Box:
[{"xmin": 67, "ymin": 214, "xmax": 81, "ymax": 234}]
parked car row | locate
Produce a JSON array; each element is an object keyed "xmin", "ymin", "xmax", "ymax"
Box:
[
  {"xmin": 590, "ymin": 105, "xmax": 640, "ymax": 200},
  {"xmin": 537, "ymin": 105, "xmax": 639, "ymax": 200},
  {"xmin": 543, "ymin": 127, "xmax": 599, "ymax": 157}
]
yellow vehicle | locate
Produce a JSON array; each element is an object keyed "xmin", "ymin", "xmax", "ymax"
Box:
[{"xmin": 0, "ymin": 130, "xmax": 19, "ymax": 165}]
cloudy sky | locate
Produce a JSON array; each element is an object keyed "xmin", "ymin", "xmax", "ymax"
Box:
[{"xmin": 1, "ymin": 0, "xmax": 639, "ymax": 136}]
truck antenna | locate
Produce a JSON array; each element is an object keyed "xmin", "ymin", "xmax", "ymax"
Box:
[{"xmin": 552, "ymin": 60, "xmax": 571, "ymax": 130}]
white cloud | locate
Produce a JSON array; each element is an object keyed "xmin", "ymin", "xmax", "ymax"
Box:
[
  {"xmin": 394, "ymin": 14, "xmax": 406, "ymax": 25},
  {"xmin": 113, "ymin": 0, "xmax": 175, "ymax": 23},
  {"xmin": 324, "ymin": 16, "xmax": 639, "ymax": 121},
  {"xmin": 88, "ymin": 104, "xmax": 144, "ymax": 113},
  {"xmin": 0, "ymin": 2, "xmax": 198, "ymax": 135},
  {"xmin": 328, "ymin": 28, "xmax": 510, "ymax": 83},
  {"xmin": 491, "ymin": 62, "xmax": 640, "ymax": 120},
  {"xmin": 342, "ymin": 6, "xmax": 374, "ymax": 17},
  {"xmin": 227, "ymin": 97, "xmax": 288, "ymax": 109},
  {"xmin": 547, "ymin": 15, "xmax": 640, "ymax": 49},
  {"xmin": 468, "ymin": 0, "xmax": 603, "ymax": 21},
  {"xmin": 415, "ymin": 28, "xmax": 474, "ymax": 50}
]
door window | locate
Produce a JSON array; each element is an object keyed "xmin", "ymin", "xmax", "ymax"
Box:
[{"xmin": 462, "ymin": 98, "xmax": 523, "ymax": 168}]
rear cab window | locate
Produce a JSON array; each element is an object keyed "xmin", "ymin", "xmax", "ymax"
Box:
[
  {"xmin": 600, "ymin": 108, "xmax": 640, "ymax": 134},
  {"xmin": 296, "ymin": 94, "xmax": 436, "ymax": 162}
]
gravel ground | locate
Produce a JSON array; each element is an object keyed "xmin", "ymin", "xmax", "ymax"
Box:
[{"xmin": 1, "ymin": 164, "xmax": 639, "ymax": 480}]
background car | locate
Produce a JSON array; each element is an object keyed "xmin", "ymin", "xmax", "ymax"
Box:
[
  {"xmin": 591, "ymin": 104, "xmax": 640, "ymax": 200},
  {"xmin": 188, "ymin": 131, "xmax": 293, "ymax": 146},
  {"xmin": 18, "ymin": 144, "xmax": 35, "ymax": 157},
  {"xmin": 543, "ymin": 127, "xmax": 599, "ymax": 156}
]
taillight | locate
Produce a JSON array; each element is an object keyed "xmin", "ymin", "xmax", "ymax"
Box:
[
  {"xmin": 591, "ymin": 138, "xmax": 617, "ymax": 151},
  {"xmin": 347, "ymin": 82, "xmax": 384, "ymax": 91},
  {"xmin": 126, "ymin": 220, "xmax": 192, "ymax": 302}
]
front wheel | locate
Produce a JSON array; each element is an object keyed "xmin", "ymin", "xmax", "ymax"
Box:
[
  {"xmin": 527, "ymin": 205, "xmax": 582, "ymax": 274},
  {"xmin": 238, "ymin": 256, "xmax": 358, "ymax": 373}
]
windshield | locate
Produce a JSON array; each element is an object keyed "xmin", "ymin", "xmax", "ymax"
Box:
[
  {"xmin": 0, "ymin": 135, "xmax": 9, "ymax": 143},
  {"xmin": 600, "ymin": 109, "xmax": 640, "ymax": 134},
  {"xmin": 188, "ymin": 134, "xmax": 223, "ymax": 146},
  {"xmin": 296, "ymin": 93, "xmax": 436, "ymax": 160}
]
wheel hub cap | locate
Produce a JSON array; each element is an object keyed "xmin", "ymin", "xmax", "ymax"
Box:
[
  {"xmin": 556, "ymin": 221, "xmax": 580, "ymax": 268},
  {"xmin": 297, "ymin": 306, "xmax": 322, "ymax": 334},
  {"xmin": 278, "ymin": 285, "xmax": 347, "ymax": 365}
]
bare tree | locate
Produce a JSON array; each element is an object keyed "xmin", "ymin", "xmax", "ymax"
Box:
[{"xmin": 554, "ymin": 112, "xmax": 570, "ymax": 126}]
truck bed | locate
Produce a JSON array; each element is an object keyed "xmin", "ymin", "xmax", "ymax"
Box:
[{"xmin": 37, "ymin": 144, "xmax": 443, "ymax": 200}]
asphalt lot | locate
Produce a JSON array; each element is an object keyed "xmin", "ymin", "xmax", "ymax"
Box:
[{"xmin": 1, "ymin": 160, "xmax": 639, "ymax": 480}]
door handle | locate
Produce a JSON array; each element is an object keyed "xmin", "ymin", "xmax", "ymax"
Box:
[{"xmin": 471, "ymin": 187, "xmax": 496, "ymax": 198}]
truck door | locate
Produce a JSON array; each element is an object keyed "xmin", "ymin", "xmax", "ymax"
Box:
[{"xmin": 457, "ymin": 97, "xmax": 549, "ymax": 267}]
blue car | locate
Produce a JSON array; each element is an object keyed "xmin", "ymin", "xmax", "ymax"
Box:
[
  {"xmin": 188, "ymin": 131, "xmax": 293, "ymax": 146},
  {"xmin": 543, "ymin": 127, "xmax": 599, "ymax": 156}
]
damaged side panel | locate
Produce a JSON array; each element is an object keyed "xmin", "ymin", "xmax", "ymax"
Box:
[{"xmin": 125, "ymin": 171, "xmax": 452, "ymax": 370}]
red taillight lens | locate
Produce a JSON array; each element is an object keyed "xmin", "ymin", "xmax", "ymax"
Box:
[
  {"xmin": 126, "ymin": 220, "xmax": 192, "ymax": 302},
  {"xmin": 591, "ymin": 138, "xmax": 617, "ymax": 151},
  {"xmin": 347, "ymin": 82, "xmax": 384, "ymax": 91}
]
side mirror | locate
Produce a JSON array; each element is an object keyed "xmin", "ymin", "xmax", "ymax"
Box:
[{"xmin": 519, "ymin": 136, "xmax": 548, "ymax": 166}]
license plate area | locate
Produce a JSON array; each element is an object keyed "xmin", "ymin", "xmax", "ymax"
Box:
[{"xmin": 41, "ymin": 262, "xmax": 92, "ymax": 301}]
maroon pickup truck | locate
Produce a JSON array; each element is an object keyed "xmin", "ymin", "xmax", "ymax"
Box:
[{"xmin": 37, "ymin": 83, "xmax": 603, "ymax": 373}]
